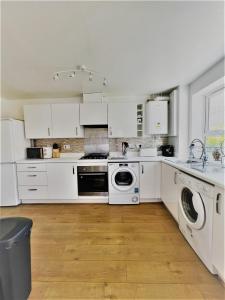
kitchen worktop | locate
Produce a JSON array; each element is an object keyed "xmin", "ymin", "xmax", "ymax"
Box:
[
  {"xmin": 17, "ymin": 154, "xmax": 225, "ymax": 188},
  {"xmin": 163, "ymin": 158, "xmax": 225, "ymax": 189}
]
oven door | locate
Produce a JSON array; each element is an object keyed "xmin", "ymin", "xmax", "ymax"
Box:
[{"xmin": 78, "ymin": 166, "xmax": 108, "ymax": 196}]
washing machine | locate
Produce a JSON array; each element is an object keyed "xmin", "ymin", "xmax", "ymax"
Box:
[
  {"xmin": 177, "ymin": 172, "xmax": 215, "ymax": 273},
  {"xmin": 108, "ymin": 162, "xmax": 140, "ymax": 204}
]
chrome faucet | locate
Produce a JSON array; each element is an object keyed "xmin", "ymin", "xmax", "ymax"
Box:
[{"xmin": 188, "ymin": 139, "xmax": 208, "ymax": 169}]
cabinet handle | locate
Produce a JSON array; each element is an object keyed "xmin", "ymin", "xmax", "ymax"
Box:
[
  {"xmin": 141, "ymin": 165, "xmax": 144, "ymax": 174},
  {"xmin": 48, "ymin": 128, "xmax": 50, "ymax": 136},
  {"xmin": 28, "ymin": 188, "xmax": 38, "ymax": 191},
  {"xmin": 174, "ymin": 172, "xmax": 177, "ymax": 184},
  {"xmin": 75, "ymin": 127, "xmax": 78, "ymax": 136},
  {"xmin": 109, "ymin": 127, "xmax": 112, "ymax": 136},
  {"xmin": 73, "ymin": 166, "xmax": 75, "ymax": 175},
  {"xmin": 27, "ymin": 174, "xmax": 37, "ymax": 177},
  {"xmin": 28, "ymin": 166, "xmax": 36, "ymax": 169},
  {"xmin": 216, "ymin": 193, "xmax": 222, "ymax": 215}
]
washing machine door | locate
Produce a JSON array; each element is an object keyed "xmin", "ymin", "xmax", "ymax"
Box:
[
  {"xmin": 180, "ymin": 187, "xmax": 205, "ymax": 230},
  {"xmin": 111, "ymin": 168, "xmax": 136, "ymax": 192}
]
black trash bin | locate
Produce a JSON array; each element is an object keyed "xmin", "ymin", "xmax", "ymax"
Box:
[{"xmin": 0, "ymin": 217, "xmax": 33, "ymax": 300}]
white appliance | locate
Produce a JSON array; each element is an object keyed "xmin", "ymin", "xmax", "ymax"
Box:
[
  {"xmin": 177, "ymin": 172, "xmax": 215, "ymax": 273},
  {"xmin": 108, "ymin": 162, "xmax": 140, "ymax": 204},
  {"xmin": 43, "ymin": 146, "xmax": 52, "ymax": 159},
  {"xmin": 145, "ymin": 100, "xmax": 168, "ymax": 134},
  {"xmin": 0, "ymin": 119, "xmax": 30, "ymax": 206}
]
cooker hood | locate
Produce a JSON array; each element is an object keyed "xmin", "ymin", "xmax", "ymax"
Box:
[{"xmin": 80, "ymin": 93, "xmax": 108, "ymax": 126}]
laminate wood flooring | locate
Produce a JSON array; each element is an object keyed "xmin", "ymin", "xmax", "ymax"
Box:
[{"xmin": 1, "ymin": 203, "xmax": 224, "ymax": 299}]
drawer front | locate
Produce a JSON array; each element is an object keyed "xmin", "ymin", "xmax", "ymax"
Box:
[
  {"xmin": 18, "ymin": 186, "xmax": 48, "ymax": 199},
  {"xmin": 17, "ymin": 163, "xmax": 47, "ymax": 172},
  {"xmin": 17, "ymin": 172, "xmax": 47, "ymax": 186}
]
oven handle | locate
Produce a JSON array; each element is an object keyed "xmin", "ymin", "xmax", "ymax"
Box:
[{"xmin": 78, "ymin": 172, "xmax": 107, "ymax": 176}]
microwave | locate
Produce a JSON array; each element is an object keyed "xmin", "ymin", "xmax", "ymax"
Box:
[{"xmin": 26, "ymin": 147, "xmax": 44, "ymax": 159}]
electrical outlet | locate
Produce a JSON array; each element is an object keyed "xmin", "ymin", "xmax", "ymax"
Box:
[{"xmin": 63, "ymin": 144, "xmax": 71, "ymax": 150}]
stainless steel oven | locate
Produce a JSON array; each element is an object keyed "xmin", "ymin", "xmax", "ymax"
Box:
[{"xmin": 78, "ymin": 165, "xmax": 108, "ymax": 196}]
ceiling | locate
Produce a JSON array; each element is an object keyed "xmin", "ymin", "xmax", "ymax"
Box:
[{"xmin": 1, "ymin": 1, "xmax": 224, "ymax": 99}]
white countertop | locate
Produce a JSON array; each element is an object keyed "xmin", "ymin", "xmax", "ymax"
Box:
[
  {"xmin": 16, "ymin": 154, "xmax": 225, "ymax": 188},
  {"xmin": 163, "ymin": 158, "xmax": 225, "ymax": 189}
]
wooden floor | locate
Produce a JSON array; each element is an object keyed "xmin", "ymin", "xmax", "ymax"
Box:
[{"xmin": 1, "ymin": 203, "xmax": 224, "ymax": 300}]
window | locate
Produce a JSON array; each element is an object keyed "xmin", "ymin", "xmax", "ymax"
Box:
[{"xmin": 205, "ymin": 86, "xmax": 225, "ymax": 149}]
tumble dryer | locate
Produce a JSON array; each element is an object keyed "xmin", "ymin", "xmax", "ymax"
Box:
[{"xmin": 108, "ymin": 162, "xmax": 140, "ymax": 204}]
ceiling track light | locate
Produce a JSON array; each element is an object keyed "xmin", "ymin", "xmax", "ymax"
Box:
[{"xmin": 53, "ymin": 65, "xmax": 108, "ymax": 86}]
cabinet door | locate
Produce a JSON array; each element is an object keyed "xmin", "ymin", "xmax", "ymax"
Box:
[
  {"xmin": 80, "ymin": 103, "xmax": 108, "ymax": 125},
  {"xmin": 51, "ymin": 104, "xmax": 84, "ymax": 138},
  {"xmin": 140, "ymin": 162, "xmax": 160, "ymax": 200},
  {"xmin": 108, "ymin": 103, "xmax": 137, "ymax": 138},
  {"xmin": 161, "ymin": 163, "xmax": 179, "ymax": 221},
  {"xmin": 47, "ymin": 163, "xmax": 78, "ymax": 199},
  {"xmin": 213, "ymin": 187, "xmax": 225, "ymax": 281},
  {"xmin": 24, "ymin": 104, "xmax": 52, "ymax": 138},
  {"xmin": 168, "ymin": 89, "xmax": 178, "ymax": 136}
]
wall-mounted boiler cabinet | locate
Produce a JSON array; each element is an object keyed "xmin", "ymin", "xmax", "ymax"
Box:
[{"xmin": 145, "ymin": 101, "xmax": 168, "ymax": 135}]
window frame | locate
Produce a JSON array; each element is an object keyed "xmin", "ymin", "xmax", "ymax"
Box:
[{"xmin": 204, "ymin": 85, "xmax": 225, "ymax": 137}]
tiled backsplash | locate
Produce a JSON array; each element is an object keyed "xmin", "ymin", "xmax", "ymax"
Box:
[{"xmin": 35, "ymin": 128, "xmax": 168, "ymax": 153}]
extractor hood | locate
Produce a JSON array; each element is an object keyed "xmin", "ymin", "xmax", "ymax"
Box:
[{"xmin": 80, "ymin": 93, "xmax": 108, "ymax": 126}]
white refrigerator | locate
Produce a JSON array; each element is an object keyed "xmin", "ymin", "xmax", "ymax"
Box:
[{"xmin": 0, "ymin": 119, "xmax": 30, "ymax": 206}]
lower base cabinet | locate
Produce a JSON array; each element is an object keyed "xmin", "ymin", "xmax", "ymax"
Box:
[
  {"xmin": 212, "ymin": 186, "xmax": 225, "ymax": 281},
  {"xmin": 161, "ymin": 163, "xmax": 179, "ymax": 222},
  {"xmin": 47, "ymin": 163, "xmax": 78, "ymax": 199},
  {"xmin": 139, "ymin": 162, "xmax": 161, "ymax": 201},
  {"xmin": 17, "ymin": 162, "xmax": 78, "ymax": 201}
]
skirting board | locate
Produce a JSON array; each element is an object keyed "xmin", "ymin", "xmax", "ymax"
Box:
[
  {"xmin": 140, "ymin": 198, "xmax": 162, "ymax": 203},
  {"xmin": 22, "ymin": 199, "xmax": 109, "ymax": 204},
  {"xmin": 21, "ymin": 198, "xmax": 162, "ymax": 204}
]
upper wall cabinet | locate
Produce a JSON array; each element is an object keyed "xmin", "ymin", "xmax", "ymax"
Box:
[
  {"xmin": 51, "ymin": 104, "xmax": 83, "ymax": 138},
  {"xmin": 80, "ymin": 103, "xmax": 108, "ymax": 125},
  {"xmin": 168, "ymin": 89, "xmax": 178, "ymax": 136},
  {"xmin": 24, "ymin": 104, "xmax": 52, "ymax": 138},
  {"xmin": 24, "ymin": 103, "xmax": 84, "ymax": 139},
  {"xmin": 108, "ymin": 103, "xmax": 137, "ymax": 138},
  {"xmin": 145, "ymin": 101, "xmax": 168, "ymax": 135}
]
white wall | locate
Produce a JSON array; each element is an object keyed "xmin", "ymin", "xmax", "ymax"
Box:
[
  {"xmin": 189, "ymin": 58, "xmax": 225, "ymax": 143},
  {"xmin": 1, "ymin": 97, "xmax": 81, "ymax": 120},
  {"xmin": 190, "ymin": 58, "xmax": 225, "ymax": 95}
]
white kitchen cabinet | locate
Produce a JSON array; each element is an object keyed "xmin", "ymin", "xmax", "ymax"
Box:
[
  {"xmin": 17, "ymin": 163, "xmax": 48, "ymax": 200},
  {"xmin": 139, "ymin": 162, "xmax": 161, "ymax": 201},
  {"xmin": 145, "ymin": 101, "xmax": 168, "ymax": 135},
  {"xmin": 47, "ymin": 163, "xmax": 78, "ymax": 199},
  {"xmin": 51, "ymin": 103, "xmax": 84, "ymax": 138},
  {"xmin": 80, "ymin": 103, "xmax": 108, "ymax": 125},
  {"xmin": 212, "ymin": 186, "xmax": 225, "ymax": 282},
  {"xmin": 161, "ymin": 163, "xmax": 179, "ymax": 221},
  {"xmin": 108, "ymin": 103, "xmax": 137, "ymax": 138},
  {"xmin": 168, "ymin": 89, "xmax": 178, "ymax": 136},
  {"xmin": 24, "ymin": 104, "xmax": 52, "ymax": 138}
]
